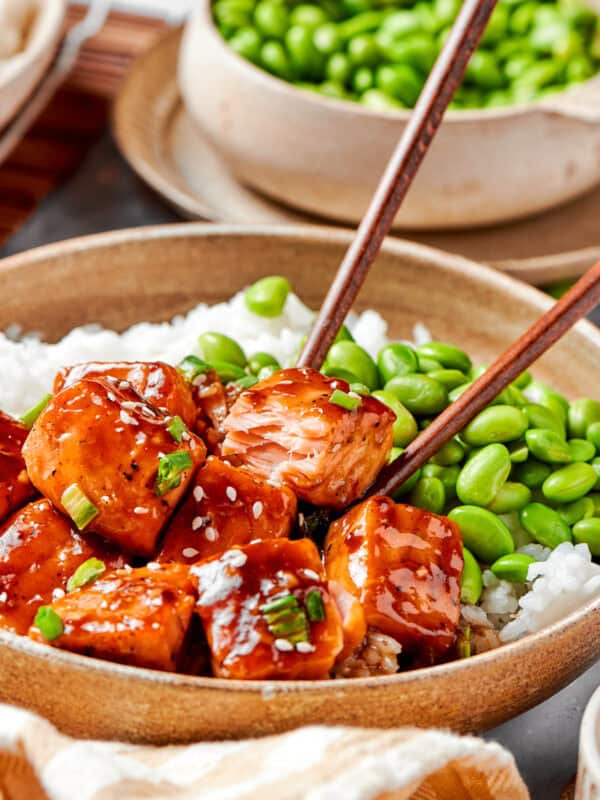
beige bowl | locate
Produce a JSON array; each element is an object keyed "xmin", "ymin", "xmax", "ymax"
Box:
[
  {"xmin": 178, "ymin": 0, "xmax": 600, "ymax": 231},
  {"xmin": 577, "ymin": 688, "xmax": 600, "ymax": 800},
  {"xmin": 0, "ymin": 224, "xmax": 599, "ymax": 744},
  {"xmin": 0, "ymin": 0, "xmax": 65, "ymax": 131}
]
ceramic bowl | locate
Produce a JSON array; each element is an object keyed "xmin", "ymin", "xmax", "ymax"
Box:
[
  {"xmin": 178, "ymin": 0, "xmax": 600, "ymax": 231},
  {"xmin": 577, "ymin": 687, "xmax": 600, "ymax": 800},
  {"xmin": 0, "ymin": 224, "xmax": 599, "ymax": 744},
  {"xmin": 0, "ymin": 0, "xmax": 65, "ymax": 132}
]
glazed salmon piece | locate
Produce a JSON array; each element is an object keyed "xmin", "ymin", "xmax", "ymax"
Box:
[
  {"xmin": 29, "ymin": 564, "xmax": 196, "ymax": 672},
  {"xmin": 325, "ymin": 496, "xmax": 463, "ymax": 666},
  {"xmin": 192, "ymin": 538, "xmax": 344, "ymax": 679},
  {"xmin": 0, "ymin": 412, "xmax": 36, "ymax": 524},
  {"xmin": 221, "ymin": 368, "xmax": 395, "ymax": 508},
  {"xmin": 55, "ymin": 361, "xmax": 197, "ymax": 429},
  {"xmin": 23, "ymin": 377, "xmax": 205, "ymax": 557},
  {"xmin": 158, "ymin": 455, "xmax": 297, "ymax": 565},
  {"xmin": 0, "ymin": 499, "xmax": 127, "ymax": 634},
  {"xmin": 189, "ymin": 368, "xmax": 241, "ymax": 453}
]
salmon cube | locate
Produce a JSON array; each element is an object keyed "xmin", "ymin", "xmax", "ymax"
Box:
[
  {"xmin": 192, "ymin": 538, "xmax": 343, "ymax": 679},
  {"xmin": 29, "ymin": 564, "xmax": 196, "ymax": 672},
  {"xmin": 23, "ymin": 377, "xmax": 205, "ymax": 556},
  {"xmin": 187, "ymin": 367, "xmax": 241, "ymax": 453},
  {"xmin": 158, "ymin": 456, "xmax": 297, "ymax": 564},
  {"xmin": 0, "ymin": 412, "xmax": 36, "ymax": 524},
  {"xmin": 222, "ymin": 368, "xmax": 395, "ymax": 508},
  {"xmin": 55, "ymin": 361, "xmax": 197, "ymax": 429},
  {"xmin": 0, "ymin": 499, "xmax": 126, "ymax": 634},
  {"xmin": 325, "ymin": 496, "xmax": 463, "ymax": 665}
]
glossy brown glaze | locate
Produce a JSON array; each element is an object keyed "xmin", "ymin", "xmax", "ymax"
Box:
[
  {"xmin": 29, "ymin": 564, "xmax": 196, "ymax": 672},
  {"xmin": 55, "ymin": 361, "xmax": 197, "ymax": 429},
  {"xmin": 191, "ymin": 369, "xmax": 240, "ymax": 453},
  {"xmin": 23, "ymin": 377, "xmax": 206, "ymax": 556},
  {"xmin": 0, "ymin": 412, "xmax": 36, "ymax": 525},
  {"xmin": 192, "ymin": 539, "xmax": 343, "ymax": 680},
  {"xmin": 222, "ymin": 368, "xmax": 394, "ymax": 508},
  {"xmin": 158, "ymin": 455, "xmax": 297, "ymax": 565},
  {"xmin": 0, "ymin": 499, "xmax": 127, "ymax": 634},
  {"xmin": 325, "ymin": 497, "xmax": 463, "ymax": 665}
]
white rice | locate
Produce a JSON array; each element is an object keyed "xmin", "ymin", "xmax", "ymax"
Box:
[{"xmin": 1, "ymin": 287, "xmax": 597, "ymax": 645}]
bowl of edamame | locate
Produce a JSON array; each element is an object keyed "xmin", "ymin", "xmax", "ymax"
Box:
[{"xmin": 179, "ymin": 0, "xmax": 600, "ymax": 229}]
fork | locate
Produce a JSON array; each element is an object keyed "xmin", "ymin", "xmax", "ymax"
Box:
[{"xmin": 0, "ymin": 0, "xmax": 112, "ymax": 164}]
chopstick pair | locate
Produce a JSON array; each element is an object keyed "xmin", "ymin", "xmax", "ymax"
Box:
[{"xmin": 296, "ymin": 0, "xmax": 600, "ymax": 499}]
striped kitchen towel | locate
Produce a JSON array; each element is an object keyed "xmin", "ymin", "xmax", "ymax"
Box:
[{"xmin": 0, "ymin": 703, "xmax": 529, "ymax": 800}]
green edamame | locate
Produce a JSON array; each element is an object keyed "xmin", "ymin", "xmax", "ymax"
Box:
[
  {"xmin": 416, "ymin": 341, "xmax": 472, "ymax": 373},
  {"xmin": 568, "ymin": 398, "xmax": 600, "ymax": 438},
  {"xmin": 461, "ymin": 547, "xmax": 483, "ymax": 604},
  {"xmin": 520, "ymin": 502, "xmax": 572, "ymax": 548},
  {"xmin": 430, "ymin": 438, "xmax": 465, "ymax": 466},
  {"xmin": 198, "ymin": 332, "xmax": 247, "ymax": 367},
  {"xmin": 513, "ymin": 459, "xmax": 552, "ymax": 488},
  {"xmin": 377, "ymin": 343, "xmax": 420, "ymax": 383},
  {"xmin": 488, "ymin": 481, "xmax": 532, "ymax": 514},
  {"xmin": 456, "ymin": 444, "xmax": 511, "ymax": 507},
  {"xmin": 523, "ymin": 403, "xmax": 565, "ymax": 437},
  {"xmin": 254, "ymin": 1, "xmax": 289, "ymax": 37},
  {"xmin": 248, "ymin": 352, "xmax": 280, "ymax": 374},
  {"xmin": 323, "ymin": 341, "xmax": 379, "ymax": 389},
  {"xmin": 462, "ymin": 405, "xmax": 528, "ymax": 446},
  {"xmin": 391, "ymin": 467, "xmax": 422, "ymax": 499},
  {"xmin": 556, "ymin": 497, "xmax": 595, "ymax": 526},
  {"xmin": 586, "ymin": 422, "xmax": 600, "ymax": 451},
  {"xmin": 372, "ymin": 390, "xmax": 418, "ymax": 447},
  {"xmin": 572, "ymin": 517, "xmax": 600, "ymax": 555},
  {"xmin": 428, "ymin": 369, "xmax": 468, "ymax": 390},
  {"xmin": 542, "ymin": 462, "xmax": 598, "ymax": 503},
  {"xmin": 490, "ymin": 553, "xmax": 536, "ymax": 583},
  {"xmin": 568, "ymin": 438, "xmax": 596, "ymax": 462},
  {"xmin": 384, "ymin": 373, "xmax": 448, "ymax": 415},
  {"xmin": 448, "ymin": 505, "xmax": 514, "ymax": 563},
  {"xmin": 525, "ymin": 428, "xmax": 572, "ymax": 464},
  {"xmin": 410, "ymin": 476, "xmax": 446, "ymax": 514}
]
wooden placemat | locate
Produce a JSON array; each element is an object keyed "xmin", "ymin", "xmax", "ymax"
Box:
[{"xmin": 0, "ymin": 4, "xmax": 167, "ymax": 246}]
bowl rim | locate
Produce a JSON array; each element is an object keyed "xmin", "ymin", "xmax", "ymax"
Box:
[
  {"xmin": 0, "ymin": 0, "xmax": 66, "ymax": 89},
  {"xmin": 1, "ymin": 221, "xmax": 599, "ymax": 694},
  {"xmin": 191, "ymin": 0, "xmax": 600, "ymax": 124},
  {"xmin": 580, "ymin": 686, "xmax": 600, "ymax": 785}
]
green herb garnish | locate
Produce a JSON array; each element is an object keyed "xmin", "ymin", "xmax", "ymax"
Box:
[
  {"xmin": 61, "ymin": 484, "xmax": 99, "ymax": 531},
  {"xmin": 34, "ymin": 606, "xmax": 64, "ymax": 641},
  {"xmin": 177, "ymin": 355, "xmax": 211, "ymax": 382},
  {"xmin": 155, "ymin": 450, "xmax": 193, "ymax": 496},
  {"xmin": 329, "ymin": 389, "xmax": 361, "ymax": 411},
  {"xmin": 349, "ymin": 383, "xmax": 370, "ymax": 396},
  {"xmin": 167, "ymin": 416, "xmax": 187, "ymax": 443},
  {"xmin": 235, "ymin": 374, "xmax": 259, "ymax": 390},
  {"xmin": 261, "ymin": 594, "xmax": 309, "ymax": 644},
  {"xmin": 20, "ymin": 394, "xmax": 52, "ymax": 429},
  {"xmin": 305, "ymin": 590, "xmax": 326, "ymax": 622},
  {"xmin": 67, "ymin": 558, "xmax": 106, "ymax": 593}
]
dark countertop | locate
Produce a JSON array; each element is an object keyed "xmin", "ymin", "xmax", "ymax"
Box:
[{"xmin": 2, "ymin": 133, "xmax": 599, "ymax": 799}]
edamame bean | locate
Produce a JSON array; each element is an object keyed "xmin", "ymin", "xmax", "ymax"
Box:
[
  {"xmin": 290, "ymin": 4, "xmax": 328, "ymax": 28},
  {"xmin": 198, "ymin": 332, "xmax": 247, "ymax": 367},
  {"xmin": 466, "ymin": 50, "xmax": 505, "ymax": 88},
  {"xmin": 235, "ymin": 374, "xmax": 259, "ymax": 389},
  {"xmin": 488, "ymin": 481, "xmax": 532, "ymax": 513},
  {"xmin": 428, "ymin": 369, "xmax": 467, "ymax": 389},
  {"xmin": 499, "ymin": 511, "xmax": 534, "ymax": 549},
  {"xmin": 385, "ymin": 374, "xmax": 448, "ymax": 415},
  {"xmin": 490, "ymin": 552, "xmax": 536, "ymax": 583},
  {"xmin": 286, "ymin": 25, "xmax": 323, "ymax": 78},
  {"xmin": 391, "ymin": 467, "xmax": 422, "ymax": 499},
  {"xmin": 430, "ymin": 438, "xmax": 465, "ymax": 466},
  {"xmin": 448, "ymin": 383, "xmax": 471, "ymax": 403},
  {"xmin": 525, "ymin": 428, "xmax": 572, "ymax": 463},
  {"xmin": 461, "ymin": 547, "xmax": 483, "ymax": 604},
  {"xmin": 462, "ymin": 405, "xmax": 528, "ymax": 446},
  {"xmin": 568, "ymin": 438, "xmax": 596, "ymax": 462},
  {"xmin": 360, "ymin": 89, "xmax": 405, "ymax": 111},
  {"xmin": 416, "ymin": 341, "xmax": 472, "ymax": 373},
  {"xmin": 377, "ymin": 343, "xmax": 419, "ymax": 383},
  {"xmin": 592, "ymin": 458, "xmax": 600, "ymax": 489},
  {"xmin": 520, "ymin": 502, "xmax": 572, "ymax": 548},
  {"xmin": 416, "ymin": 356, "xmax": 442, "ymax": 372},
  {"xmin": 260, "ymin": 40, "xmax": 292, "ymax": 78},
  {"xmin": 508, "ymin": 441, "xmax": 529, "ymax": 463},
  {"xmin": 456, "ymin": 444, "xmax": 511, "ymax": 506},
  {"xmin": 382, "ymin": 33, "xmax": 438, "ymax": 72},
  {"xmin": 542, "ymin": 462, "xmax": 598, "ymax": 503},
  {"xmin": 586, "ymin": 422, "xmax": 600, "ymax": 451},
  {"xmin": 376, "ymin": 64, "xmax": 422, "ymax": 105},
  {"xmin": 568, "ymin": 398, "xmax": 600, "ymax": 438},
  {"xmin": 313, "ymin": 22, "xmax": 341, "ymax": 54},
  {"xmin": 248, "ymin": 352, "xmax": 280, "ymax": 374},
  {"xmin": 523, "ymin": 403, "xmax": 565, "ymax": 436},
  {"xmin": 448, "ymin": 506, "xmax": 514, "ymax": 563},
  {"xmin": 526, "ymin": 382, "xmax": 569, "ymax": 424},
  {"xmin": 257, "ymin": 364, "xmax": 279, "ymax": 381},
  {"xmin": 514, "ymin": 370, "xmax": 532, "ymax": 389},
  {"xmin": 326, "ymin": 52, "xmax": 351, "ymax": 82},
  {"xmin": 410, "ymin": 476, "xmax": 446, "ymax": 514},
  {"xmin": 572, "ymin": 517, "xmax": 600, "ymax": 555},
  {"xmin": 229, "ymin": 26, "xmax": 263, "ymax": 61},
  {"xmin": 323, "ymin": 341, "xmax": 379, "ymax": 389},
  {"xmin": 513, "ymin": 458, "xmax": 552, "ymax": 488},
  {"xmin": 348, "ymin": 33, "xmax": 380, "ymax": 67},
  {"xmin": 381, "ymin": 9, "xmax": 421, "ymax": 37},
  {"xmin": 556, "ymin": 497, "xmax": 595, "ymax": 526},
  {"xmin": 353, "ymin": 66, "xmax": 374, "ymax": 93},
  {"xmin": 372, "ymin": 390, "xmax": 418, "ymax": 446},
  {"xmin": 254, "ymin": 1, "xmax": 289, "ymax": 38}
]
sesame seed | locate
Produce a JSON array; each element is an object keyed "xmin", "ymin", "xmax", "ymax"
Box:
[
  {"xmin": 295, "ymin": 642, "xmax": 316, "ymax": 653},
  {"xmin": 274, "ymin": 638, "xmax": 294, "ymax": 652},
  {"xmin": 192, "ymin": 516, "xmax": 204, "ymax": 531},
  {"xmin": 252, "ymin": 501, "xmax": 263, "ymax": 519},
  {"xmin": 136, "ymin": 432, "xmax": 147, "ymax": 445},
  {"xmin": 193, "ymin": 486, "xmax": 205, "ymax": 503},
  {"xmin": 147, "ymin": 562, "xmax": 160, "ymax": 571},
  {"xmin": 302, "ymin": 569, "xmax": 320, "ymax": 581},
  {"xmin": 52, "ymin": 588, "xmax": 65, "ymax": 601},
  {"xmin": 120, "ymin": 410, "xmax": 138, "ymax": 426},
  {"xmin": 134, "ymin": 507, "xmax": 148, "ymax": 515},
  {"xmin": 182, "ymin": 547, "xmax": 199, "ymax": 558},
  {"xmin": 107, "ymin": 392, "xmax": 116, "ymax": 402},
  {"xmin": 118, "ymin": 381, "xmax": 130, "ymax": 390},
  {"xmin": 0, "ymin": 592, "xmax": 7, "ymax": 604},
  {"xmin": 205, "ymin": 527, "xmax": 219, "ymax": 542},
  {"xmin": 226, "ymin": 486, "xmax": 237, "ymax": 502}
]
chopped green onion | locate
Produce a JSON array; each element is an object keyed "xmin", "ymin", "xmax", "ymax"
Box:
[
  {"xmin": 329, "ymin": 389, "xmax": 361, "ymax": 411},
  {"xmin": 167, "ymin": 416, "xmax": 187, "ymax": 443},
  {"xmin": 260, "ymin": 594, "xmax": 298, "ymax": 614},
  {"xmin": 20, "ymin": 394, "xmax": 52, "ymax": 429},
  {"xmin": 155, "ymin": 450, "xmax": 193, "ymax": 496},
  {"xmin": 34, "ymin": 606, "xmax": 64, "ymax": 641},
  {"xmin": 61, "ymin": 484, "xmax": 99, "ymax": 531},
  {"xmin": 349, "ymin": 382, "xmax": 370, "ymax": 396},
  {"xmin": 305, "ymin": 590, "xmax": 326, "ymax": 622},
  {"xmin": 458, "ymin": 625, "xmax": 471, "ymax": 659},
  {"xmin": 269, "ymin": 614, "xmax": 308, "ymax": 637},
  {"xmin": 235, "ymin": 374, "xmax": 259, "ymax": 390},
  {"xmin": 208, "ymin": 361, "xmax": 246, "ymax": 384},
  {"xmin": 67, "ymin": 558, "xmax": 106, "ymax": 593},
  {"xmin": 177, "ymin": 355, "xmax": 210, "ymax": 382}
]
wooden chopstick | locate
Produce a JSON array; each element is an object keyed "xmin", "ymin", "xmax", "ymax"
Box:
[
  {"xmin": 297, "ymin": 0, "xmax": 498, "ymax": 370},
  {"xmin": 368, "ymin": 260, "xmax": 600, "ymax": 498}
]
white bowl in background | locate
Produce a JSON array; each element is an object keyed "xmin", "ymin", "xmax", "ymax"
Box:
[
  {"xmin": 179, "ymin": 0, "xmax": 600, "ymax": 231},
  {"xmin": 577, "ymin": 687, "xmax": 600, "ymax": 800}
]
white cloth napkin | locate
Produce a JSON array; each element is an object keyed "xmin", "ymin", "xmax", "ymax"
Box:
[{"xmin": 0, "ymin": 703, "xmax": 530, "ymax": 800}]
